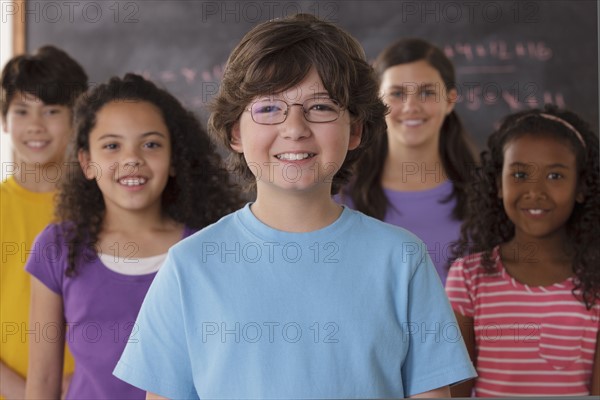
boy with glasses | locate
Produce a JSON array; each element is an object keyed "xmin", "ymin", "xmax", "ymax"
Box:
[{"xmin": 114, "ymin": 14, "xmax": 476, "ymax": 399}]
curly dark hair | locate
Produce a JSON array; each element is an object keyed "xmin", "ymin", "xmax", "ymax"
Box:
[
  {"xmin": 452, "ymin": 104, "xmax": 600, "ymax": 308},
  {"xmin": 208, "ymin": 13, "xmax": 387, "ymax": 195},
  {"xmin": 1, "ymin": 45, "xmax": 88, "ymax": 118},
  {"xmin": 58, "ymin": 73, "xmax": 244, "ymax": 276},
  {"xmin": 342, "ymin": 38, "xmax": 477, "ymax": 221}
]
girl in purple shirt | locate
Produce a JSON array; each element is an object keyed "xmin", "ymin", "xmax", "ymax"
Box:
[
  {"xmin": 339, "ymin": 39, "xmax": 477, "ymax": 283},
  {"xmin": 25, "ymin": 74, "xmax": 243, "ymax": 399}
]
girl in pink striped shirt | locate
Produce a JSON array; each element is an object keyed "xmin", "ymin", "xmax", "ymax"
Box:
[{"xmin": 446, "ymin": 105, "xmax": 600, "ymax": 397}]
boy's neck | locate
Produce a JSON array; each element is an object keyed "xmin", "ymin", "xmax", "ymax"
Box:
[
  {"xmin": 12, "ymin": 162, "xmax": 59, "ymax": 193},
  {"xmin": 251, "ymin": 189, "xmax": 343, "ymax": 233}
]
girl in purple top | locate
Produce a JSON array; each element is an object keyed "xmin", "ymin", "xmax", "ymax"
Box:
[
  {"xmin": 25, "ymin": 74, "xmax": 243, "ymax": 399},
  {"xmin": 339, "ymin": 39, "xmax": 477, "ymax": 283}
]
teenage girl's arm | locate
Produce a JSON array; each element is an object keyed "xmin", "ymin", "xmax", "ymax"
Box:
[
  {"xmin": 0, "ymin": 361, "xmax": 25, "ymax": 399},
  {"xmin": 450, "ymin": 312, "xmax": 476, "ymax": 397},
  {"xmin": 592, "ymin": 330, "xmax": 600, "ymax": 395},
  {"xmin": 25, "ymin": 277, "xmax": 66, "ymax": 399},
  {"xmin": 147, "ymin": 392, "xmax": 169, "ymax": 399}
]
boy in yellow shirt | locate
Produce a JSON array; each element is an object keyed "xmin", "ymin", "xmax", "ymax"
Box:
[{"xmin": 0, "ymin": 45, "xmax": 87, "ymax": 399}]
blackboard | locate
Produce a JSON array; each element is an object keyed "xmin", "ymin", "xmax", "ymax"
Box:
[{"xmin": 25, "ymin": 0, "xmax": 599, "ymax": 148}]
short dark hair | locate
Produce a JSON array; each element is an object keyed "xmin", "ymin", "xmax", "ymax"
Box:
[
  {"xmin": 208, "ymin": 13, "xmax": 387, "ymax": 194},
  {"xmin": 1, "ymin": 45, "xmax": 88, "ymax": 118}
]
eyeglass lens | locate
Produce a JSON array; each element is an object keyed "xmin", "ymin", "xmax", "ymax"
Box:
[{"xmin": 250, "ymin": 98, "xmax": 341, "ymax": 124}]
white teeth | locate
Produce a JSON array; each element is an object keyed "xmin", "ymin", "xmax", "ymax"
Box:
[
  {"xmin": 402, "ymin": 119, "xmax": 424, "ymax": 127},
  {"xmin": 276, "ymin": 153, "xmax": 312, "ymax": 161},
  {"xmin": 26, "ymin": 141, "xmax": 48, "ymax": 148},
  {"xmin": 528, "ymin": 209, "xmax": 544, "ymax": 215},
  {"xmin": 119, "ymin": 177, "xmax": 147, "ymax": 186}
]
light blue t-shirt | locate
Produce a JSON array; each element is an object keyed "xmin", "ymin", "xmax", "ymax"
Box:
[
  {"xmin": 114, "ymin": 204, "xmax": 475, "ymax": 399},
  {"xmin": 338, "ymin": 180, "xmax": 461, "ymax": 284}
]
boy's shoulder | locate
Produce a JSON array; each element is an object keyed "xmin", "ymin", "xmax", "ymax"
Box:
[{"xmin": 1, "ymin": 176, "xmax": 55, "ymax": 200}]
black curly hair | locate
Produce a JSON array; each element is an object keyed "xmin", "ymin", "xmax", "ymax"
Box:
[
  {"xmin": 58, "ymin": 73, "xmax": 244, "ymax": 276},
  {"xmin": 452, "ymin": 105, "xmax": 600, "ymax": 309}
]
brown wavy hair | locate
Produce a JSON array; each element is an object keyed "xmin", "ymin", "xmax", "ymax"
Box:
[
  {"xmin": 342, "ymin": 38, "xmax": 477, "ymax": 221},
  {"xmin": 208, "ymin": 13, "xmax": 387, "ymax": 195},
  {"xmin": 57, "ymin": 74, "xmax": 244, "ymax": 276},
  {"xmin": 452, "ymin": 105, "xmax": 600, "ymax": 308}
]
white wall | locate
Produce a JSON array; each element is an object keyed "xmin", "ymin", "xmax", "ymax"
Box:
[{"xmin": 1, "ymin": 7, "xmax": 14, "ymax": 181}]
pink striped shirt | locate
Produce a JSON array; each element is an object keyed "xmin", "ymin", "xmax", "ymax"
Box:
[{"xmin": 446, "ymin": 247, "xmax": 599, "ymax": 397}]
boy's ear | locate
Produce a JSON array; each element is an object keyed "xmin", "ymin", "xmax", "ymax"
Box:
[
  {"xmin": 348, "ymin": 121, "xmax": 363, "ymax": 151},
  {"xmin": 576, "ymin": 190, "xmax": 585, "ymax": 203},
  {"xmin": 78, "ymin": 149, "xmax": 95, "ymax": 180},
  {"xmin": 230, "ymin": 121, "xmax": 243, "ymax": 153},
  {"xmin": 1, "ymin": 117, "xmax": 7, "ymax": 133}
]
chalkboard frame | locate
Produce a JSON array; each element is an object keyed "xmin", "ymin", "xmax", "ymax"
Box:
[{"xmin": 22, "ymin": 0, "xmax": 600, "ymax": 149}]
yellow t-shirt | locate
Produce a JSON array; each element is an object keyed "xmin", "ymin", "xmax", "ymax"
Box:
[{"xmin": 0, "ymin": 176, "xmax": 75, "ymax": 391}]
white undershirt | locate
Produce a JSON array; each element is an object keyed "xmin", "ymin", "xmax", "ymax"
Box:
[{"xmin": 98, "ymin": 252, "xmax": 167, "ymax": 276}]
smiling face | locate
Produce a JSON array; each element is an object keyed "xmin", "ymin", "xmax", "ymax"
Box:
[
  {"xmin": 2, "ymin": 91, "xmax": 73, "ymax": 168},
  {"xmin": 499, "ymin": 134, "xmax": 583, "ymax": 243},
  {"xmin": 78, "ymin": 100, "xmax": 172, "ymax": 216},
  {"xmin": 380, "ymin": 60, "xmax": 456, "ymax": 152},
  {"xmin": 230, "ymin": 67, "xmax": 362, "ymax": 198}
]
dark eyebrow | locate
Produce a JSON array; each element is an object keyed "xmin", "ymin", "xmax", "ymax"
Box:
[
  {"xmin": 545, "ymin": 163, "xmax": 569, "ymax": 169},
  {"xmin": 141, "ymin": 131, "xmax": 167, "ymax": 139},
  {"xmin": 386, "ymin": 83, "xmax": 438, "ymax": 90},
  {"xmin": 507, "ymin": 162, "xmax": 533, "ymax": 168},
  {"xmin": 508, "ymin": 162, "xmax": 570, "ymax": 169},
  {"xmin": 97, "ymin": 131, "xmax": 167, "ymax": 141},
  {"xmin": 311, "ymin": 92, "xmax": 332, "ymax": 97}
]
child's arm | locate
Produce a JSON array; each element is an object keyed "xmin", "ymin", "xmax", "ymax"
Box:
[
  {"xmin": 409, "ymin": 385, "xmax": 450, "ymax": 398},
  {"xmin": 146, "ymin": 392, "xmax": 169, "ymax": 399},
  {"xmin": 0, "ymin": 361, "xmax": 26, "ymax": 399},
  {"xmin": 450, "ymin": 312, "xmax": 476, "ymax": 397},
  {"xmin": 25, "ymin": 277, "xmax": 66, "ymax": 399},
  {"xmin": 592, "ymin": 330, "xmax": 600, "ymax": 395}
]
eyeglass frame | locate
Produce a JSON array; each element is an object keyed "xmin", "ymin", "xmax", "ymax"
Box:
[{"xmin": 244, "ymin": 97, "xmax": 346, "ymax": 125}]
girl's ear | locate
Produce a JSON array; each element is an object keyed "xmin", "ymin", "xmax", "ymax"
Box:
[
  {"xmin": 230, "ymin": 121, "xmax": 243, "ymax": 153},
  {"xmin": 169, "ymin": 165, "xmax": 176, "ymax": 177},
  {"xmin": 445, "ymin": 88, "xmax": 458, "ymax": 115},
  {"xmin": 348, "ymin": 121, "xmax": 363, "ymax": 151},
  {"xmin": 576, "ymin": 190, "xmax": 585, "ymax": 203},
  {"xmin": 78, "ymin": 149, "xmax": 95, "ymax": 180}
]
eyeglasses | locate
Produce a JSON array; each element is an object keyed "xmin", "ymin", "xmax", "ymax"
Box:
[{"xmin": 246, "ymin": 98, "xmax": 344, "ymax": 125}]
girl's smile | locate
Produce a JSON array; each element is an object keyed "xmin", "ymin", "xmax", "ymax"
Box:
[
  {"xmin": 79, "ymin": 100, "xmax": 173, "ymax": 215},
  {"xmin": 500, "ymin": 134, "xmax": 583, "ymax": 242},
  {"xmin": 380, "ymin": 60, "xmax": 455, "ymax": 151}
]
